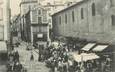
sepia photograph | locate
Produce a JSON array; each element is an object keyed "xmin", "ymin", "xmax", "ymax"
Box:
[{"xmin": 0, "ymin": 0, "xmax": 115, "ymax": 72}]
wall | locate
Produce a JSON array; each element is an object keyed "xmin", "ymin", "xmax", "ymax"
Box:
[
  {"xmin": 0, "ymin": 0, "xmax": 10, "ymax": 41},
  {"xmin": 30, "ymin": 7, "xmax": 48, "ymax": 24},
  {"xmin": 52, "ymin": 0, "xmax": 115, "ymax": 44}
]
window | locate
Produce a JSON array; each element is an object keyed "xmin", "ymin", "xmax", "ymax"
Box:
[
  {"xmin": 72, "ymin": 11, "xmax": 75, "ymax": 22},
  {"xmin": 38, "ymin": 17, "xmax": 42, "ymax": 23},
  {"xmin": 53, "ymin": 18, "xmax": 56, "ymax": 24},
  {"xmin": 31, "ymin": 10, "xmax": 38, "ymax": 23},
  {"xmin": 39, "ymin": 26, "xmax": 42, "ymax": 32},
  {"xmin": 0, "ymin": 8, "xmax": 3, "ymax": 20},
  {"xmin": 59, "ymin": 16, "xmax": 61, "ymax": 24},
  {"xmin": 111, "ymin": 15, "xmax": 115, "ymax": 26},
  {"xmin": 92, "ymin": 3, "xmax": 96, "ymax": 16},
  {"xmin": 38, "ymin": 9, "xmax": 41, "ymax": 15},
  {"xmin": 65, "ymin": 14, "xmax": 67, "ymax": 24},
  {"xmin": 43, "ymin": 10, "xmax": 47, "ymax": 22},
  {"xmin": 81, "ymin": 8, "xmax": 84, "ymax": 19}
]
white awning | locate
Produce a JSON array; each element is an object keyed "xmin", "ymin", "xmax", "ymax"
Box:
[
  {"xmin": 0, "ymin": 41, "xmax": 7, "ymax": 51},
  {"xmin": 81, "ymin": 43, "xmax": 96, "ymax": 51},
  {"xmin": 69, "ymin": 52, "xmax": 99, "ymax": 62},
  {"xmin": 92, "ymin": 45, "xmax": 108, "ymax": 52}
]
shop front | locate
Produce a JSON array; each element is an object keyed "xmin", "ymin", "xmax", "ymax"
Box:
[
  {"xmin": 81, "ymin": 43, "xmax": 115, "ymax": 72},
  {"xmin": 33, "ymin": 32, "xmax": 48, "ymax": 48}
]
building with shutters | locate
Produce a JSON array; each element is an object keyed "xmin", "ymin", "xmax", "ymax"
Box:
[
  {"xmin": 20, "ymin": 0, "xmax": 38, "ymax": 41},
  {"xmin": 52, "ymin": 0, "xmax": 115, "ymax": 44},
  {"xmin": 23, "ymin": 4, "xmax": 50, "ymax": 48}
]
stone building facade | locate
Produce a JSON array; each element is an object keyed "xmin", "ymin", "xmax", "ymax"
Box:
[
  {"xmin": 20, "ymin": 0, "xmax": 38, "ymax": 41},
  {"xmin": 52, "ymin": 0, "xmax": 115, "ymax": 44},
  {"xmin": 0, "ymin": 0, "xmax": 10, "ymax": 41},
  {"xmin": 23, "ymin": 5, "xmax": 50, "ymax": 48}
]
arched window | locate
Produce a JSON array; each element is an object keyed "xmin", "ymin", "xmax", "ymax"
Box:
[
  {"xmin": 59, "ymin": 16, "xmax": 61, "ymax": 25},
  {"xmin": 72, "ymin": 11, "xmax": 75, "ymax": 22},
  {"xmin": 92, "ymin": 3, "xmax": 96, "ymax": 16},
  {"xmin": 111, "ymin": 15, "xmax": 115, "ymax": 26},
  {"xmin": 81, "ymin": 8, "xmax": 84, "ymax": 19},
  {"xmin": 65, "ymin": 14, "xmax": 67, "ymax": 24}
]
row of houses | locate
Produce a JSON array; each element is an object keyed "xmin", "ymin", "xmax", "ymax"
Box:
[
  {"xmin": 12, "ymin": 6, "xmax": 50, "ymax": 48},
  {"xmin": 11, "ymin": 0, "xmax": 115, "ymax": 70},
  {"xmin": 12, "ymin": 0, "xmax": 115, "ymax": 47},
  {"xmin": 12, "ymin": 0, "xmax": 69, "ymax": 48}
]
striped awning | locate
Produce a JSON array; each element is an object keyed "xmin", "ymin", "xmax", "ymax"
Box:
[
  {"xmin": 92, "ymin": 45, "xmax": 108, "ymax": 52},
  {"xmin": 81, "ymin": 43, "xmax": 96, "ymax": 51}
]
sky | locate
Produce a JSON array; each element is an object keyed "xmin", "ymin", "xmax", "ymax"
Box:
[
  {"xmin": 10, "ymin": 0, "xmax": 21, "ymax": 16},
  {"xmin": 10, "ymin": 0, "xmax": 82, "ymax": 16},
  {"xmin": 10, "ymin": 0, "xmax": 60, "ymax": 16}
]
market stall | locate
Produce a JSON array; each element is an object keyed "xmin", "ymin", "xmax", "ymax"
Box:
[
  {"xmin": 69, "ymin": 52, "xmax": 100, "ymax": 62},
  {"xmin": 91, "ymin": 44, "xmax": 114, "ymax": 72}
]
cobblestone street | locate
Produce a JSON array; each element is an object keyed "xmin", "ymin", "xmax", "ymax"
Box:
[{"xmin": 14, "ymin": 42, "xmax": 50, "ymax": 72}]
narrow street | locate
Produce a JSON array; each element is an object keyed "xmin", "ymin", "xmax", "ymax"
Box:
[{"xmin": 14, "ymin": 42, "xmax": 50, "ymax": 72}]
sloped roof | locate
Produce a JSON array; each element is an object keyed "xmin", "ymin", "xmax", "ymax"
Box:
[{"xmin": 52, "ymin": 0, "xmax": 88, "ymax": 16}]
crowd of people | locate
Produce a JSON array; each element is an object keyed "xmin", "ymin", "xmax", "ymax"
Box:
[
  {"xmin": 45, "ymin": 43, "xmax": 69, "ymax": 72},
  {"xmin": 7, "ymin": 50, "xmax": 27, "ymax": 72},
  {"xmin": 6, "ymin": 40, "xmax": 113, "ymax": 72},
  {"xmin": 37, "ymin": 41, "xmax": 113, "ymax": 72}
]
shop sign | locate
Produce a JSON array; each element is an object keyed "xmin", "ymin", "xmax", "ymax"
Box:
[{"xmin": 37, "ymin": 34, "xmax": 43, "ymax": 38}]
